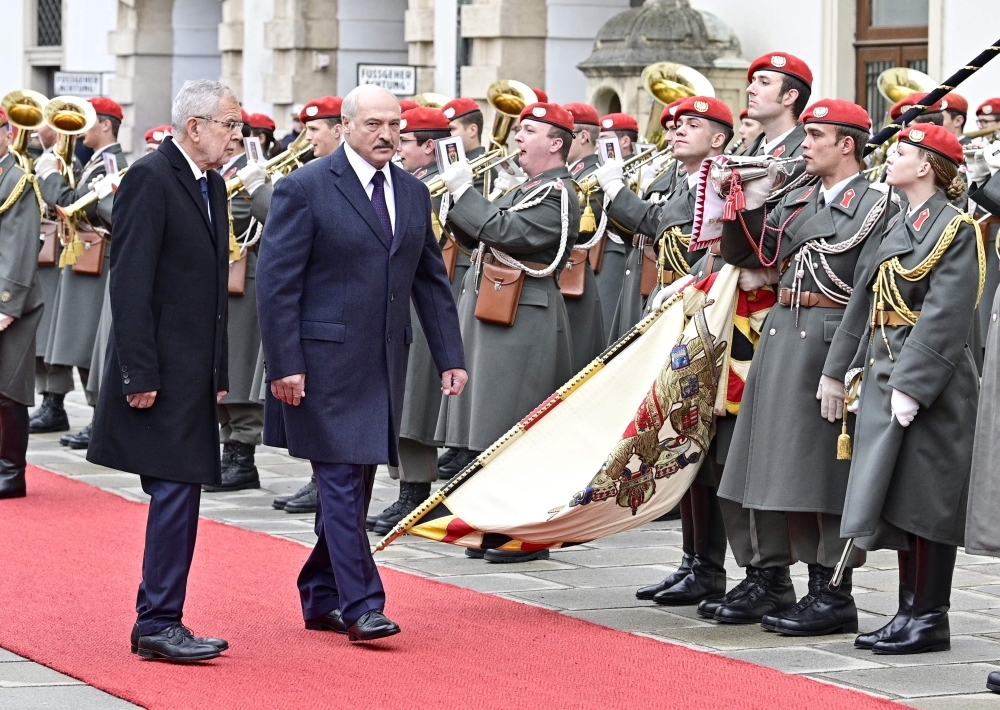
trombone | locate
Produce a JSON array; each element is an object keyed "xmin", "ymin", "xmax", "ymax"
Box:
[
  {"xmin": 575, "ymin": 146, "xmax": 665, "ymax": 195},
  {"xmin": 426, "ymin": 149, "xmax": 515, "ymax": 199},
  {"xmin": 226, "ymin": 130, "xmax": 312, "ymax": 198},
  {"xmin": 55, "ymin": 166, "xmax": 128, "ymax": 232},
  {"xmin": 640, "ymin": 62, "xmax": 714, "ymax": 149},
  {"xmin": 1, "ymin": 89, "xmax": 49, "ymax": 172},
  {"xmin": 43, "ymin": 95, "xmax": 97, "ymax": 189}
]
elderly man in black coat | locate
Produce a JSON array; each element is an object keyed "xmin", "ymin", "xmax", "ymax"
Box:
[
  {"xmin": 88, "ymin": 79, "xmax": 243, "ymax": 662},
  {"xmin": 257, "ymin": 85, "xmax": 466, "ymax": 642}
]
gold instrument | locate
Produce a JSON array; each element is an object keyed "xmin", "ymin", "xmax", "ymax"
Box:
[
  {"xmin": 640, "ymin": 62, "xmax": 714, "ymax": 149},
  {"xmin": 426, "ymin": 149, "xmax": 514, "ymax": 199},
  {"xmin": 55, "ymin": 166, "xmax": 129, "ymax": 230},
  {"xmin": 226, "ymin": 129, "xmax": 312, "ymax": 198},
  {"xmin": 43, "ymin": 96, "xmax": 97, "ymax": 189},
  {"xmin": 574, "ymin": 147, "xmax": 667, "ymax": 232},
  {"xmin": 413, "ymin": 93, "xmax": 452, "ymax": 109},
  {"xmin": 876, "ymin": 67, "xmax": 937, "ymax": 104},
  {"xmin": 1, "ymin": 90, "xmax": 49, "ymax": 172},
  {"xmin": 965, "ymin": 126, "xmax": 1000, "ymax": 141},
  {"xmin": 485, "ymin": 80, "xmax": 538, "ymax": 150}
]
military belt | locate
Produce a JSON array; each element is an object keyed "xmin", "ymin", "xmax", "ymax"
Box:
[
  {"xmin": 777, "ymin": 288, "xmax": 845, "ymax": 309},
  {"xmin": 870, "ymin": 310, "xmax": 920, "ymax": 328}
]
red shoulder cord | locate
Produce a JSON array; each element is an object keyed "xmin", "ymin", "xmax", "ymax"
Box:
[{"xmin": 737, "ymin": 203, "xmax": 806, "ymax": 269}]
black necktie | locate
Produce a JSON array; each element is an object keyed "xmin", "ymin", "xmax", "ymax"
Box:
[
  {"xmin": 198, "ymin": 176, "xmax": 212, "ymax": 223},
  {"xmin": 818, "ymin": 193, "xmax": 826, "ymax": 209}
]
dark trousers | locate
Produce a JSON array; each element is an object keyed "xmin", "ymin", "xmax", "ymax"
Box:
[
  {"xmin": 136, "ymin": 476, "xmax": 202, "ymax": 636},
  {"xmin": 297, "ymin": 462, "xmax": 384, "ymax": 627}
]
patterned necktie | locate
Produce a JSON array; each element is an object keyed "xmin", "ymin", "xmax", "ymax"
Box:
[
  {"xmin": 370, "ymin": 170, "xmax": 393, "ymax": 248},
  {"xmin": 198, "ymin": 176, "xmax": 212, "ymax": 223}
]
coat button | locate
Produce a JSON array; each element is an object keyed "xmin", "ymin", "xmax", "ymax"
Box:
[
  {"xmin": 0, "ymin": 292, "xmax": 9, "ymax": 303},
  {"xmin": 993, "ymin": 313, "xmax": 998, "ymax": 322},
  {"xmin": 769, "ymin": 328, "xmax": 776, "ymax": 336},
  {"xmin": 625, "ymin": 269, "xmax": 631, "ymax": 276},
  {"xmin": 390, "ymin": 293, "xmax": 395, "ymax": 301},
  {"xmin": 800, "ymin": 331, "xmax": 806, "ymax": 338},
  {"xmin": 123, "ymin": 377, "xmax": 130, "ymax": 384},
  {"xmin": 870, "ymin": 358, "xmax": 875, "ymax": 365},
  {"xmin": 387, "ymin": 335, "xmax": 392, "ymax": 342},
  {"xmin": 121, "ymin": 366, "xmax": 127, "ymax": 373}
]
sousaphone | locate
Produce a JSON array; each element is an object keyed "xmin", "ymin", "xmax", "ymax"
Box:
[
  {"xmin": 0, "ymin": 89, "xmax": 49, "ymax": 171},
  {"xmin": 641, "ymin": 62, "xmax": 714, "ymax": 149}
]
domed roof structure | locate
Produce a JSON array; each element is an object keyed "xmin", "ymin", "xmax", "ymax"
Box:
[{"xmin": 579, "ymin": 0, "xmax": 744, "ymax": 74}]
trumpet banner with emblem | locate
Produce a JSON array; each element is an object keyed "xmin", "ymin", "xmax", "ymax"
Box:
[{"xmin": 376, "ymin": 266, "xmax": 742, "ymax": 553}]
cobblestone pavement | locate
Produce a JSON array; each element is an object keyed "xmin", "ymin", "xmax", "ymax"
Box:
[{"xmin": 6, "ymin": 389, "xmax": 1000, "ymax": 709}]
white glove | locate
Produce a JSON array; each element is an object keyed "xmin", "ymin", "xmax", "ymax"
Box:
[
  {"xmin": 236, "ymin": 161, "xmax": 267, "ymax": 195},
  {"xmin": 983, "ymin": 139, "xmax": 1000, "ymax": 175},
  {"xmin": 441, "ymin": 160, "xmax": 474, "ymax": 199},
  {"xmin": 33, "ymin": 153, "xmax": 59, "ymax": 180},
  {"xmin": 271, "ymin": 170, "xmax": 284, "ymax": 186},
  {"xmin": 737, "ymin": 267, "xmax": 778, "ymax": 291},
  {"xmin": 816, "ymin": 375, "xmax": 845, "ymax": 423},
  {"xmin": 890, "ymin": 388, "xmax": 919, "ymax": 427},
  {"xmin": 967, "ymin": 149, "xmax": 991, "ymax": 186},
  {"xmin": 595, "ymin": 159, "xmax": 625, "ymax": 200},
  {"xmin": 648, "ymin": 274, "xmax": 695, "ymax": 312},
  {"xmin": 846, "ymin": 396, "xmax": 860, "ymax": 414},
  {"xmin": 93, "ymin": 172, "xmax": 123, "ymax": 199},
  {"xmin": 0, "ymin": 314, "xmax": 14, "ymax": 332},
  {"xmin": 493, "ymin": 169, "xmax": 526, "ymax": 195}
]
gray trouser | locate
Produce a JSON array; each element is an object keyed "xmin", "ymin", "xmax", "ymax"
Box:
[
  {"xmin": 719, "ymin": 497, "xmax": 792, "ymax": 569},
  {"xmin": 786, "ymin": 511, "xmax": 866, "ymax": 569},
  {"xmin": 388, "ymin": 437, "xmax": 439, "ymax": 483},
  {"xmin": 35, "ymin": 358, "xmax": 74, "ymax": 395},
  {"xmin": 219, "ymin": 402, "xmax": 264, "ymax": 445}
]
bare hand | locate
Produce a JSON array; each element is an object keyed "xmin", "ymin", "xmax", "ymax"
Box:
[
  {"xmin": 0, "ymin": 315, "xmax": 15, "ymax": 332},
  {"xmin": 272, "ymin": 373, "xmax": 306, "ymax": 406},
  {"xmin": 441, "ymin": 368, "xmax": 468, "ymax": 396},
  {"xmin": 127, "ymin": 390, "xmax": 157, "ymax": 409},
  {"xmin": 217, "ymin": 390, "xmax": 228, "ymax": 402}
]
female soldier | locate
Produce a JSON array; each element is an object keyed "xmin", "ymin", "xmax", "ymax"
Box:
[{"xmin": 835, "ymin": 124, "xmax": 982, "ymax": 655}]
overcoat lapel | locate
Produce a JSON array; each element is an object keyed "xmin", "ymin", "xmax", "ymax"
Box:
[
  {"xmin": 389, "ymin": 162, "xmax": 410, "ymax": 257},
  {"xmin": 162, "ymin": 137, "xmax": 214, "ymax": 237},
  {"xmin": 330, "ymin": 147, "xmax": 391, "ymax": 251}
]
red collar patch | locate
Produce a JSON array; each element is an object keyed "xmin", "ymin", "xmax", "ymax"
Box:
[
  {"xmin": 523, "ymin": 179, "xmax": 542, "ymax": 191},
  {"xmin": 912, "ymin": 208, "xmax": 930, "ymax": 231},
  {"xmin": 225, "ymin": 167, "xmax": 238, "ymax": 178},
  {"xmin": 415, "ymin": 168, "xmax": 427, "ymax": 180},
  {"xmin": 571, "ymin": 161, "xmax": 584, "ymax": 176},
  {"xmin": 839, "ymin": 188, "xmax": 856, "ymax": 209},
  {"xmin": 771, "ymin": 145, "xmax": 786, "ymax": 158}
]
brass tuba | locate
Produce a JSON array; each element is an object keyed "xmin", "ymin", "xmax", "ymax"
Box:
[
  {"xmin": 640, "ymin": 62, "xmax": 714, "ymax": 149},
  {"xmin": 412, "ymin": 93, "xmax": 452, "ymax": 109},
  {"xmin": 1, "ymin": 90, "xmax": 49, "ymax": 172},
  {"xmin": 876, "ymin": 67, "xmax": 937, "ymax": 105},
  {"xmin": 485, "ymin": 80, "xmax": 538, "ymax": 150},
  {"xmin": 43, "ymin": 95, "xmax": 97, "ymax": 189}
]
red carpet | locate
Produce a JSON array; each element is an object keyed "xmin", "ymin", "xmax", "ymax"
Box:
[{"xmin": 0, "ymin": 465, "xmax": 905, "ymax": 710}]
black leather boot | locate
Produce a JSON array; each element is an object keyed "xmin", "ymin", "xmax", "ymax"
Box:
[
  {"xmin": 373, "ymin": 482, "xmax": 432, "ymax": 534},
  {"xmin": 714, "ymin": 565, "xmax": 796, "ymax": 624},
  {"xmin": 437, "ymin": 447, "xmax": 459, "ymax": 470},
  {"xmin": 439, "ymin": 448, "xmax": 478, "ymax": 480},
  {"xmin": 274, "ymin": 475, "xmax": 314, "ymax": 510},
  {"xmin": 637, "ymin": 554, "xmax": 693, "ymax": 600},
  {"xmin": 0, "ymin": 399, "xmax": 29, "ymax": 500},
  {"xmin": 64, "ymin": 422, "xmax": 92, "ymax": 450},
  {"xmin": 763, "ymin": 565, "xmax": 858, "ymax": 636},
  {"xmin": 29, "ymin": 393, "xmax": 69, "ymax": 434},
  {"xmin": 872, "ymin": 536, "xmax": 955, "ymax": 655},
  {"xmin": 698, "ymin": 568, "xmax": 759, "ymax": 619},
  {"xmin": 988, "ymin": 671, "xmax": 1000, "ymax": 693},
  {"xmin": 283, "ymin": 478, "xmax": 318, "ymax": 513},
  {"xmin": 203, "ymin": 442, "xmax": 260, "ymax": 492},
  {"xmin": 653, "ymin": 555, "xmax": 726, "ymax": 605},
  {"xmin": 855, "ymin": 545, "xmax": 916, "ymax": 649},
  {"xmin": 484, "ymin": 548, "xmax": 550, "ymax": 563}
]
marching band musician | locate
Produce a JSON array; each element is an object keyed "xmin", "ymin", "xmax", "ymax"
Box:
[
  {"xmin": 31, "ymin": 97, "xmax": 128, "ymax": 449},
  {"xmin": 719, "ymin": 100, "xmax": 899, "ymax": 635},
  {"xmin": 437, "ymin": 102, "xmax": 580, "ymax": 563},
  {"xmin": 144, "ymin": 125, "xmax": 172, "ymax": 154},
  {"xmin": 736, "ymin": 108, "xmax": 762, "ymax": 153},
  {"xmin": 0, "ymin": 108, "xmax": 44, "ymax": 499},
  {"xmin": 836, "ymin": 124, "xmax": 980, "ymax": 655},
  {"xmin": 598, "ymin": 97, "xmax": 734, "ymax": 606},
  {"xmin": 972, "ymin": 98, "xmax": 1000, "ymax": 351}
]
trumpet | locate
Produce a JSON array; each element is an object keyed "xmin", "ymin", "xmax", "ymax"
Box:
[
  {"xmin": 43, "ymin": 96, "xmax": 97, "ymax": 189},
  {"xmin": 1, "ymin": 89, "xmax": 49, "ymax": 172},
  {"xmin": 226, "ymin": 130, "xmax": 312, "ymax": 197},
  {"xmin": 55, "ymin": 166, "xmax": 129, "ymax": 229},
  {"xmin": 575, "ymin": 146, "xmax": 664, "ymax": 194},
  {"xmin": 426, "ymin": 149, "xmax": 513, "ymax": 198}
]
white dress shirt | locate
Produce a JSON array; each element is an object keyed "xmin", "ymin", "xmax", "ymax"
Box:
[{"xmin": 344, "ymin": 141, "xmax": 396, "ymax": 233}]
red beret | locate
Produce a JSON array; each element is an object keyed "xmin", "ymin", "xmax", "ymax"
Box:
[
  {"xmin": 977, "ymin": 98, "xmax": 1000, "ymax": 116},
  {"xmin": 441, "ymin": 98, "xmax": 480, "ymax": 121},
  {"xmin": 518, "ymin": 102, "xmax": 574, "ymax": 133},
  {"xmin": 673, "ymin": 97, "xmax": 733, "ymax": 129},
  {"xmin": 899, "ymin": 124, "xmax": 963, "ymax": 165},
  {"xmin": 0, "ymin": 107, "xmax": 6, "ymax": 126},
  {"xmin": 532, "ymin": 88, "xmax": 549, "ymax": 103},
  {"xmin": 240, "ymin": 107, "xmax": 251, "ymax": 125},
  {"xmin": 299, "ymin": 96, "xmax": 342, "ymax": 123},
  {"xmin": 748, "ymin": 52, "xmax": 813, "ymax": 88},
  {"xmin": 399, "ymin": 107, "xmax": 450, "ymax": 133},
  {"xmin": 889, "ymin": 92, "xmax": 946, "ymax": 121},
  {"xmin": 739, "ymin": 108, "xmax": 749, "ymax": 121},
  {"xmin": 88, "ymin": 97, "xmax": 123, "ymax": 121},
  {"xmin": 398, "ymin": 99, "xmax": 420, "ymax": 112},
  {"xmin": 562, "ymin": 102, "xmax": 599, "ymax": 126},
  {"xmin": 940, "ymin": 93, "xmax": 967, "ymax": 114},
  {"xmin": 248, "ymin": 113, "xmax": 275, "ymax": 131},
  {"xmin": 599, "ymin": 113, "xmax": 639, "ymax": 133},
  {"xmin": 800, "ymin": 99, "xmax": 871, "ymax": 132},
  {"xmin": 659, "ymin": 99, "xmax": 686, "ymax": 129},
  {"xmin": 145, "ymin": 125, "xmax": 172, "ymax": 143}
]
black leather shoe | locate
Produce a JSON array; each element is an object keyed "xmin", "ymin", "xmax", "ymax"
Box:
[
  {"xmin": 0, "ymin": 403, "xmax": 29, "ymax": 500},
  {"xmin": 437, "ymin": 447, "xmax": 459, "ymax": 470},
  {"xmin": 698, "ymin": 568, "xmax": 758, "ymax": 619},
  {"xmin": 637, "ymin": 554, "xmax": 693, "ymax": 600},
  {"xmin": 0, "ymin": 468, "xmax": 25, "ymax": 499},
  {"xmin": 305, "ymin": 609, "xmax": 347, "ymax": 634},
  {"xmin": 465, "ymin": 548, "xmax": 485, "ymax": 559},
  {"xmin": 136, "ymin": 623, "xmax": 223, "ymax": 662},
  {"xmin": 284, "ymin": 479, "xmax": 318, "ymax": 513},
  {"xmin": 372, "ymin": 482, "xmax": 431, "ymax": 535},
  {"xmin": 347, "ymin": 610, "xmax": 400, "ymax": 642},
  {"xmin": 856, "ymin": 548, "xmax": 916, "ymax": 649},
  {"xmin": 987, "ymin": 671, "xmax": 1000, "ymax": 693},
  {"xmin": 652, "ymin": 555, "xmax": 726, "ymax": 606},
  {"xmin": 274, "ymin": 477, "xmax": 314, "ymax": 510},
  {"xmin": 715, "ymin": 566, "xmax": 796, "ymax": 624},
  {"xmin": 484, "ymin": 548, "xmax": 550, "ymax": 563},
  {"xmin": 763, "ymin": 565, "xmax": 858, "ymax": 636},
  {"xmin": 131, "ymin": 623, "xmax": 227, "ymax": 654},
  {"xmin": 439, "ymin": 448, "xmax": 478, "ymax": 480},
  {"xmin": 64, "ymin": 423, "xmax": 92, "ymax": 450},
  {"xmin": 203, "ymin": 443, "xmax": 260, "ymax": 492},
  {"xmin": 29, "ymin": 394, "xmax": 70, "ymax": 434}
]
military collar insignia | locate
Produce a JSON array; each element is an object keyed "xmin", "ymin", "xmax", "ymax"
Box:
[
  {"xmin": 839, "ymin": 188, "xmax": 856, "ymax": 209},
  {"xmin": 694, "ymin": 100, "xmax": 709, "ymax": 113},
  {"xmin": 523, "ymin": 178, "xmax": 542, "ymax": 191},
  {"xmin": 912, "ymin": 207, "xmax": 930, "ymax": 231},
  {"xmin": 771, "ymin": 55, "xmax": 787, "ymax": 68},
  {"xmin": 792, "ymin": 184, "xmax": 816, "ymax": 203},
  {"xmin": 415, "ymin": 168, "xmax": 427, "ymax": 179},
  {"xmin": 771, "ymin": 144, "xmax": 786, "ymax": 158},
  {"xmin": 571, "ymin": 161, "xmax": 585, "ymax": 176}
]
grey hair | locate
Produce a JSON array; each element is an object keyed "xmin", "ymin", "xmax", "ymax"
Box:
[
  {"xmin": 342, "ymin": 84, "xmax": 397, "ymax": 122},
  {"xmin": 171, "ymin": 79, "xmax": 237, "ymax": 134}
]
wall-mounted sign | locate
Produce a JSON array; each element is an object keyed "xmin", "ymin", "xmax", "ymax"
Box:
[
  {"xmin": 53, "ymin": 72, "xmax": 103, "ymax": 97},
  {"xmin": 357, "ymin": 64, "xmax": 416, "ymax": 96}
]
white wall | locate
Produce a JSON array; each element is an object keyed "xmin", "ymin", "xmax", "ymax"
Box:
[
  {"xmin": 172, "ymin": 0, "xmax": 222, "ymax": 98},
  {"xmin": 241, "ymin": 0, "xmax": 274, "ymax": 115},
  {"xmin": 546, "ymin": 0, "xmax": 631, "ymax": 104},
  {"xmin": 337, "ymin": 0, "xmax": 409, "ymax": 95},
  {"xmin": 65, "ymin": 0, "xmax": 118, "ymax": 94},
  {"xmin": 938, "ymin": 0, "xmax": 1000, "ymax": 126},
  {"xmin": 0, "ymin": 1, "xmax": 25, "ymax": 99}
]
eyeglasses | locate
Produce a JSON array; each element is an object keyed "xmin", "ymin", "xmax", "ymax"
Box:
[
  {"xmin": 197, "ymin": 116, "xmax": 244, "ymax": 132},
  {"xmin": 397, "ymin": 138, "xmax": 418, "ymax": 145}
]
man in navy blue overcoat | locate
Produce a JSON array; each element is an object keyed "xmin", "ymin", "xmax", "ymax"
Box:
[{"xmin": 256, "ymin": 85, "xmax": 466, "ymax": 642}]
